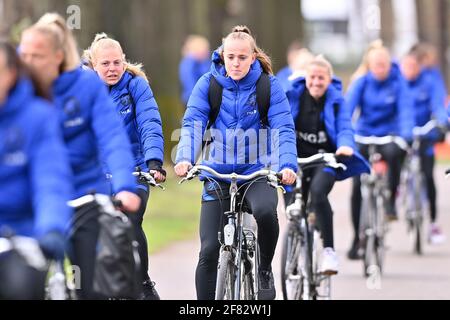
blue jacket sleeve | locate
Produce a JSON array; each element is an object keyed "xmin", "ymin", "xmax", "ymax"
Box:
[
  {"xmin": 345, "ymin": 76, "xmax": 366, "ymax": 117},
  {"xmin": 428, "ymin": 76, "xmax": 449, "ymax": 126},
  {"xmin": 91, "ymin": 79, "xmax": 136, "ymax": 194},
  {"xmin": 176, "ymin": 74, "xmax": 211, "ymax": 164},
  {"xmin": 179, "ymin": 56, "xmax": 199, "ymax": 105},
  {"xmin": 267, "ymin": 76, "xmax": 298, "ymax": 173},
  {"xmin": 31, "ymin": 104, "xmax": 73, "ymax": 237},
  {"xmin": 130, "ymin": 77, "xmax": 164, "ymax": 164},
  {"xmin": 335, "ymin": 96, "xmax": 356, "ymax": 149},
  {"xmin": 397, "ymin": 78, "xmax": 415, "ymax": 141}
]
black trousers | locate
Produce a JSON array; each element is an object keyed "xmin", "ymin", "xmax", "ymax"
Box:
[
  {"xmin": 195, "ymin": 180, "xmax": 279, "ymax": 300},
  {"xmin": 419, "ymin": 142, "xmax": 437, "ymax": 222},
  {"xmin": 285, "ymin": 165, "xmax": 336, "ymax": 249}
]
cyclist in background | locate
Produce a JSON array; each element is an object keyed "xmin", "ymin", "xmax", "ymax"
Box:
[
  {"xmin": 84, "ymin": 33, "xmax": 166, "ymax": 299},
  {"xmin": 285, "ymin": 55, "xmax": 370, "ymax": 274},
  {"xmin": 0, "ymin": 41, "xmax": 73, "ymax": 299},
  {"xmin": 179, "ymin": 35, "xmax": 211, "ymax": 107},
  {"xmin": 174, "ymin": 25, "xmax": 297, "ymax": 300},
  {"xmin": 346, "ymin": 40, "xmax": 414, "ymax": 260},
  {"xmin": 400, "ymin": 52, "xmax": 448, "ymax": 244},
  {"xmin": 19, "ymin": 13, "xmax": 140, "ymax": 299},
  {"xmin": 276, "ymin": 40, "xmax": 303, "ymax": 91}
]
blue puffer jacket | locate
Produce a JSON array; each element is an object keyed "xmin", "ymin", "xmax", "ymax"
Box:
[
  {"xmin": 176, "ymin": 50, "xmax": 298, "ymax": 180},
  {"xmin": 0, "ymin": 79, "xmax": 73, "ymax": 238},
  {"xmin": 52, "ymin": 67, "xmax": 136, "ymax": 198},
  {"xmin": 346, "ymin": 63, "xmax": 415, "ymax": 141},
  {"xmin": 405, "ymin": 70, "xmax": 448, "ymax": 128},
  {"xmin": 108, "ymin": 71, "xmax": 164, "ymax": 172},
  {"xmin": 179, "ymin": 55, "xmax": 210, "ymax": 105},
  {"xmin": 424, "ymin": 66, "xmax": 447, "ymax": 102},
  {"xmin": 286, "ymin": 77, "xmax": 370, "ymax": 181}
]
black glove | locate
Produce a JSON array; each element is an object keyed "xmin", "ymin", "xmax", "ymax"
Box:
[
  {"xmin": 146, "ymin": 160, "xmax": 167, "ymax": 177},
  {"xmin": 38, "ymin": 231, "xmax": 66, "ymax": 261}
]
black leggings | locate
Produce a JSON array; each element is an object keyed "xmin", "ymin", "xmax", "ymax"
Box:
[
  {"xmin": 351, "ymin": 142, "xmax": 405, "ymax": 240},
  {"xmin": 69, "ymin": 202, "xmax": 103, "ymax": 300},
  {"xmin": 196, "ymin": 180, "xmax": 279, "ymax": 300},
  {"xmin": 285, "ymin": 166, "xmax": 336, "ymax": 249},
  {"xmin": 419, "ymin": 143, "xmax": 437, "ymax": 222},
  {"xmin": 127, "ymin": 188, "xmax": 150, "ymax": 282}
]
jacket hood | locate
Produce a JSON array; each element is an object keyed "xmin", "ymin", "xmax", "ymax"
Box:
[{"xmin": 210, "ymin": 48, "xmax": 263, "ymax": 90}]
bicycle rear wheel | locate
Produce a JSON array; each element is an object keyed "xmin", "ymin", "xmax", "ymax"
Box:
[
  {"xmin": 280, "ymin": 221, "xmax": 304, "ymax": 300},
  {"xmin": 215, "ymin": 250, "xmax": 235, "ymax": 300}
]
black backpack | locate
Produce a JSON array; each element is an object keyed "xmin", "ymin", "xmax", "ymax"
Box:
[{"xmin": 207, "ymin": 72, "xmax": 271, "ymax": 130}]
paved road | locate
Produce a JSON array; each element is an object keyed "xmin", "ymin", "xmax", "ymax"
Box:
[{"xmin": 149, "ymin": 164, "xmax": 450, "ymax": 300}]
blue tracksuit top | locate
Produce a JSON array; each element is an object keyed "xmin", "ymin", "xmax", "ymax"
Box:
[
  {"xmin": 346, "ymin": 63, "xmax": 415, "ymax": 141},
  {"xmin": 179, "ymin": 55, "xmax": 210, "ymax": 106}
]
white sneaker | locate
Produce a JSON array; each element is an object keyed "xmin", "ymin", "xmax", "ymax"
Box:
[
  {"xmin": 320, "ymin": 247, "xmax": 338, "ymax": 275},
  {"xmin": 429, "ymin": 224, "xmax": 446, "ymax": 245}
]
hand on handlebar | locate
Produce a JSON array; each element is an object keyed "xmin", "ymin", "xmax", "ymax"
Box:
[
  {"xmin": 174, "ymin": 161, "xmax": 193, "ymax": 178},
  {"xmin": 149, "ymin": 170, "xmax": 166, "ymax": 183},
  {"xmin": 336, "ymin": 146, "xmax": 354, "ymax": 157},
  {"xmin": 280, "ymin": 168, "xmax": 297, "ymax": 185}
]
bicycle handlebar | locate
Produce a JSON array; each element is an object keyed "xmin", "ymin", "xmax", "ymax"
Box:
[
  {"xmin": 355, "ymin": 135, "xmax": 408, "ymax": 151},
  {"xmin": 133, "ymin": 171, "xmax": 166, "ymax": 190},
  {"xmin": 0, "ymin": 236, "xmax": 47, "ymax": 270},
  {"xmin": 297, "ymin": 153, "xmax": 347, "ymax": 171},
  {"xmin": 179, "ymin": 165, "xmax": 285, "ymax": 192},
  {"xmin": 412, "ymin": 120, "xmax": 439, "ymax": 138}
]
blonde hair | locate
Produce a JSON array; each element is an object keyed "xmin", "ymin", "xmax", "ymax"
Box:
[
  {"xmin": 220, "ymin": 25, "xmax": 273, "ymax": 75},
  {"xmin": 182, "ymin": 35, "xmax": 210, "ymax": 57},
  {"xmin": 350, "ymin": 39, "xmax": 390, "ymax": 83},
  {"xmin": 84, "ymin": 32, "xmax": 149, "ymax": 83},
  {"xmin": 307, "ymin": 54, "xmax": 334, "ymax": 78},
  {"xmin": 23, "ymin": 13, "xmax": 80, "ymax": 72}
]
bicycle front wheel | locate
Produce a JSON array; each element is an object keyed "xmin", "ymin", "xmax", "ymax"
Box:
[
  {"xmin": 280, "ymin": 221, "xmax": 304, "ymax": 300},
  {"xmin": 215, "ymin": 251, "xmax": 235, "ymax": 300}
]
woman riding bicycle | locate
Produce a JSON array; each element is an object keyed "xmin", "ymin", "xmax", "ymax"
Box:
[
  {"xmin": 174, "ymin": 25, "xmax": 297, "ymax": 300},
  {"xmin": 19, "ymin": 13, "xmax": 140, "ymax": 299},
  {"xmin": 83, "ymin": 33, "xmax": 166, "ymax": 299},
  {"xmin": 400, "ymin": 51, "xmax": 448, "ymax": 244},
  {"xmin": 346, "ymin": 40, "xmax": 414, "ymax": 260},
  {"xmin": 0, "ymin": 41, "xmax": 73, "ymax": 299},
  {"xmin": 285, "ymin": 55, "xmax": 370, "ymax": 274}
]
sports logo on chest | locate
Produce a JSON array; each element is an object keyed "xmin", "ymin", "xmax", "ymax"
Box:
[
  {"xmin": 1, "ymin": 126, "xmax": 27, "ymax": 166},
  {"xmin": 119, "ymin": 95, "xmax": 133, "ymax": 115},
  {"xmin": 63, "ymin": 97, "xmax": 85, "ymax": 128}
]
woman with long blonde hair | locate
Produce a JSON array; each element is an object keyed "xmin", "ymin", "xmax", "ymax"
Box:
[{"xmin": 84, "ymin": 33, "xmax": 165, "ymax": 300}]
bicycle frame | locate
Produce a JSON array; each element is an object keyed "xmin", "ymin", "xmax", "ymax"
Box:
[
  {"xmin": 355, "ymin": 136, "xmax": 407, "ymax": 277},
  {"xmin": 180, "ymin": 166, "xmax": 282, "ymax": 300},
  {"xmin": 281, "ymin": 153, "xmax": 346, "ymax": 300}
]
